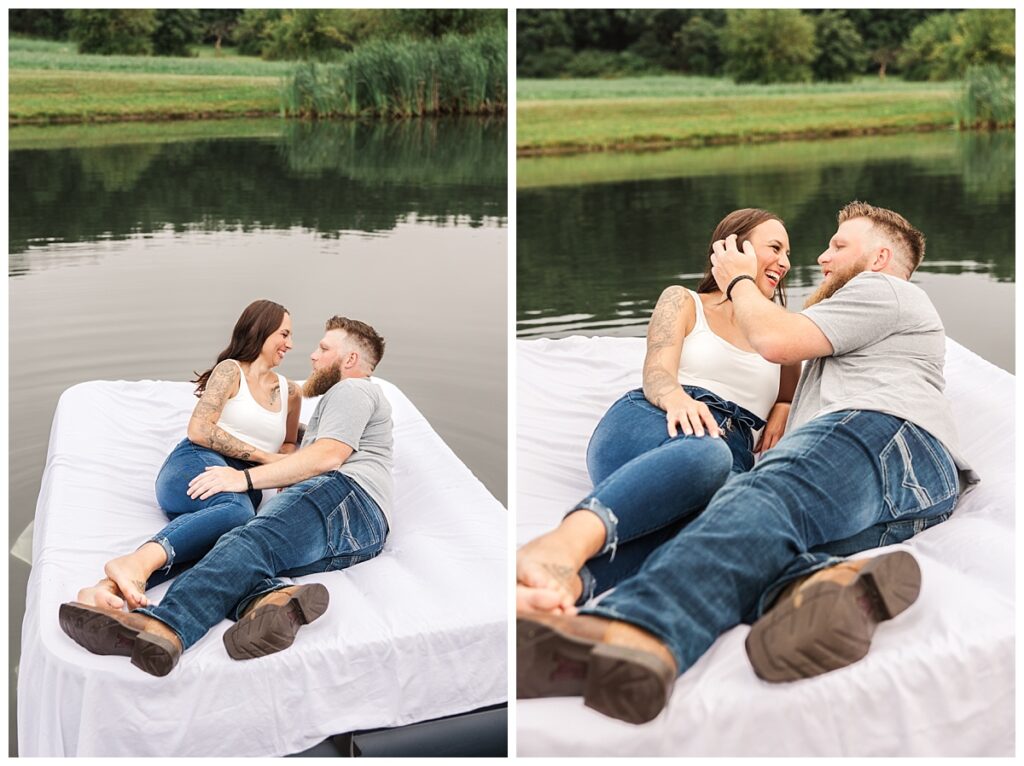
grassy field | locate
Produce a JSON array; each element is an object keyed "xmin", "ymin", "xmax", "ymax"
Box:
[
  {"xmin": 517, "ymin": 76, "xmax": 960, "ymax": 155},
  {"xmin": 10, "ymin": 37, "xmax": 287, "ymax": 123}
]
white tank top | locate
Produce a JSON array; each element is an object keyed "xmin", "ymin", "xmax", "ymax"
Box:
[
  {"xmin": 677, "ymin": 290, "xmax": 780, "ymax": 420},
  {"xmin": 217, "ymin": 360, "xmax": 289, "ymax": 455}
]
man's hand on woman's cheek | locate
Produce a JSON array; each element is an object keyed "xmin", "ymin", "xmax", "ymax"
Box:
[{"xmin": 710, "ymin": 233, "xmax": 758, "ymax": 292}]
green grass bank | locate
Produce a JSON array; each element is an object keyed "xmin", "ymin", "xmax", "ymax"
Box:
[
  {"xmin": 10, "ymin": 38, "xmax": 286, "ymax": 123},
  {"xmin": 517, "ymin": 76, "xmax": 961, "ymax": 155},
  {"xmin": 10, "ymin": 33, "xmax": 508, "ymax": 124}
]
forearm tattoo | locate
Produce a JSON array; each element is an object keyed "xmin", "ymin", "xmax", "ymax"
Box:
[
  {"xmin": 643, "ymin": 287, "xmax": 686, "ymax": 409},
  {"xmin": 192, "ymin": 361, "xmax": 256, "ymax": 461}
]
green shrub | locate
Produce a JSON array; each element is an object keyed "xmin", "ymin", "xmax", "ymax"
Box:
[
  {"xmin": 68, "ymin": 9, "xmax": 156, "ymax": 56},
  {"xmin": 812, "ymin": 11, "xmax": 867, "ymax": 82},
  {"xmin": 282, "ymin": 28, "xmax": 507, "ymax": 118},
  {"xmin": 956, "ymin": 65, "xmax": 1015, "ymax": 129},
  {"xmin": 723, "ymin": 10, "xmax": 817, "ymax": 84},
  {"xmin": 518, "ymin": 46, "xmax": 574, "ymax": 79}
]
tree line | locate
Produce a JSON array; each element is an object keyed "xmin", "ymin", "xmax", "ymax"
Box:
[
  {"xmin": 9, "ymin": 9, "xmax": 505, "ymax": 60},
  {"xmin": 517, "ymin": 9, "xmax": 1015, "ymax": 83}
]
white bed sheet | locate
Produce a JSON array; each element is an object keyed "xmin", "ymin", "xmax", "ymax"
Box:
[
  {"xmin": 516, "ymin": 336, "xmax": 1014, "ymax": 757},
  {"xmin": 19, "ymin": 377, "xmax": 507, "ymax": 757}
]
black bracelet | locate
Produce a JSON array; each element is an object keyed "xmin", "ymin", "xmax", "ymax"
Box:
[
  {"xmin": 726, "ymin": 274, "xmax": 756, "ymax": 301},
  {"xmin": 243, "ymin": 468, "xmax": 254, "ymax": 491}
]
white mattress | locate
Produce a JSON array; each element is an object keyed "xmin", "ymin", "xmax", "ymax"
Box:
[
  {"xmin": 19, "ymin": 378, "xmax": 507, "ymax": 757},
  {"xmin": 516, "ymin": 336, "xmax": 1014, "ymax": 757}
]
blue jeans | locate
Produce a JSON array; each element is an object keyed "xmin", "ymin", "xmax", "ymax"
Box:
[
  {"xmin": 575, "ymin": 387, "xmax": 765, "ymax": 603},
  {"xmin": 580, "ymin": 410, "xmax": 959, "ymax": 675},
  {"xmin": 146, "ymin": 438, "xmax": 263, "ymax": 588},
  {"xmin": 136, "ymin": 472, "xmax": 388, "ymax": 649}
]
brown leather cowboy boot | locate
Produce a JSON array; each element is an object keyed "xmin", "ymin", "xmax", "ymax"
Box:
[
  {"xmin": 517, "ymin": 612, "xmax": 677, "ymax": 724},
  {"xmin": 58, "ymin": 602, "xmax": 182, "ymax": 677},
  {"xmin": 223, "ymin": 583, "xmax": 329, "ymax": 660},
  {"xmin": 746, "ymin": 550, "xmax": 922, "ymax": 682}
]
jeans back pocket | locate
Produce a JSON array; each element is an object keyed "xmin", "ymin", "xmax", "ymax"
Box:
[{"xmin": 880, "ymin": 422, "xmax": 958, "ymax": 520}]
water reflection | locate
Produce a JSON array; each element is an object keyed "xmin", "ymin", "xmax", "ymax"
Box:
[
  {"xmin": 10, "ymin": 118, "xmax": 508, "ymax": 265},
  {"xmin": 517, "ymin": 131, "xmax": 1014, "ymax": 354}
]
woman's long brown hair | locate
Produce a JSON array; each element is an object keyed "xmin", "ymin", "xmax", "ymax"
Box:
[
  {"xmin": 694, "ymin": 208, "xmax": 787, "ymax": 307},
  {"xmin": 192, "ymin": 300, "xmax": 288, "ymax": 396}
]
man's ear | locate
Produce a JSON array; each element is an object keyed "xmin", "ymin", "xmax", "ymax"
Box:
[{"xmin": 870, "ymin": 245, "xmax": 894, "ymax": 273}]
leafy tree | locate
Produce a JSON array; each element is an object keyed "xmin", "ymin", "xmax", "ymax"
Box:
[
  {"xmin": 234, "ymin": 9, "xmax": 282, "ymax": 57},
  {"xmin": 948, "ymin": 10, "xmax": 1015, "ymax": 73},
  {"xmin": 901, "ymin": 10, "xmax": 1015, "ymax": 82},
  {"xmin": 199, "ymin": 10, "xmax": 243, "ymax": 53},
  {"xmin": 68, "ymin": 9, "xmax": 156, "ymax": 55},
  {"xmin": 10, "ymin": 9, "xmax": 71, "ymax": 39},
  {"xmin": 263, "ymin": 10, "xmax": 354, "ymax": 61},
  {"xmin": 152, "ymin": 9, "xmax": 200, "ymax": 57},
  {"xmin": 517, "ymin": 10, "xmax": 572, "ymax": 74},
  {"xmin": 388, "ymin": 9, "xmax": 505, "ymax": 38},
  {"xmin": 812, "ymin": 10, "xmax": 867, "ymax": 82},
  {"xmin": 723, "ymin": 10, "xmax": 817, "ymax": 84},
  {"xmin": 673, "ymin": 15, "xmax": 723, "ymax": 76},
  {"xmin": 842, "ymin": 9, "xmax": 941, "ymax": 77},
  {"xmin": 899, "ymin": 12, "xmax": 957, "ymax": 81}
]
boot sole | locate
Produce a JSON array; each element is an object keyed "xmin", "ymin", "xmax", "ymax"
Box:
[
  {"xmin": 745, "ymin": 550, "xmax": 922, "ymax": 682},
  {"xmin": 58, "ymin": 603, "xmax": 179, "ymax": 677},
  {"xmin": 223, "ymin": 584, "xmax": 329, "ymax": 660},
  {"xmin": 517, "ymin": 616, "xmax": 673, "ymax": 725}
]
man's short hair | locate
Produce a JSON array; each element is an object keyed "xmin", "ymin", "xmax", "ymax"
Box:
[
  {"xmin": 838, "ymin": 201, "xmax": 926, "ymax": 275},
  {"xmin": 325, "ymin": 316, "xmax": 385, "ymax": 370}
]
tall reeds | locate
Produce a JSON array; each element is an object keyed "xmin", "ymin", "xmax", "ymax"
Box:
[
  {"xmin": 956, "ymin": 65, "xmax": 1015, "ymax": 129},
  {"xmin": 281, "ymin": 28, "xmax": 506, "ymax": 118}
]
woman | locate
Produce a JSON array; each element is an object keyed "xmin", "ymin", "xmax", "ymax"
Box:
[
  {"xmin": 517, "ymin": 209, "xmax": 801, "ymax": 614},
  {"xmin": 76, "ymin": 299, "xmax": 302, "ymax": 610}
]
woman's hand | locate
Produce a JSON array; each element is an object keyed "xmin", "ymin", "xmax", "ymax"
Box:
[
  {"xmin": 188, "ymin": 466, "xmax": 247, "ymax": 500},
  {"xmin": 756, "ymin": 402, "xmax": 790, "ymax": 453},
  {"xmin": 665, "ymin": 394, "xmax": 721, "ymax": 439}
]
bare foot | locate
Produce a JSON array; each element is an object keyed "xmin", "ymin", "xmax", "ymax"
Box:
[
  {"xmin": 516, "ymin": 537, "xmax": 586, "ymax": 613},
  {"xmin": 77, "ymin": 578, "xmax": 125, "ymax": 610},
  {"xmin": 104, "ymin": 544, "xmax": 165, "ymax": 609},
  {"xmin": 517, "ymin": 583, "xmax": 577, "ymax": 615}
]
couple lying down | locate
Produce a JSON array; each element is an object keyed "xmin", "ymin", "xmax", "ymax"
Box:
[
  {"xmin": 517, "ymin": 202, "xmax": 978, "ymax": 724},
  {"xmin": 59, "ymin": 302, "xmax": 393, "ymax": 676}
]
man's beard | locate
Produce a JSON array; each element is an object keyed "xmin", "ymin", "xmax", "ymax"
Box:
[
  {"xmin": 303, "ymin": 362, "xmax": 342, "ymax": 398},
  {"xmin": 803, "ymin": 262, "xmax": 868, "ymax": 308}
]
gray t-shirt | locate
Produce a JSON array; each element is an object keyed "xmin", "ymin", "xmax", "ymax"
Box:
[
  {"xmin": 791, "ymin": 271, "xmax": 978, "ymax": 489},
  {"xmin": 301, "ymin": 377, "xmax": 395, "ymax": 525}
]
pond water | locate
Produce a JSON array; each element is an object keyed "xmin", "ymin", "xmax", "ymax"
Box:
[
  {"xmin": 8, "ymin": 117, "xmax": 507, "ymax": 754},
  {"xmin": 517, "ymin": 130, "xmax": 1014, "ymax": 373}
]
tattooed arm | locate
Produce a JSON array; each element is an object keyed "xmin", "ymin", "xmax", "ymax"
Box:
[
  {"xmin": 642, "ymin": 286, "xmax": 691, "ymax": 411},
  {"xmin": 278, "ymin": 381, "xmax": 302, "ymax": 455},
  {"xmin": 642, "ymin": 287, "xmax": 720, "ymax": 438},
  {"xmin": 186, "ymin": 360, "xmax": 275, "ymax": 464}
]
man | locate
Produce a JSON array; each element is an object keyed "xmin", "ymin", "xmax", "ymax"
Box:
[
  {"xmin": 518, "ymin": 202, "xmax": 978, "ymax": 724},
  {"xmin": 59, "ymin": 316, "xmax": 393, "ymax": 676}
]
